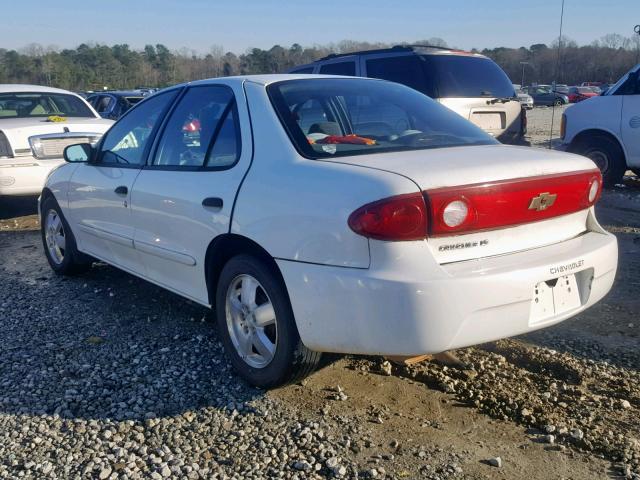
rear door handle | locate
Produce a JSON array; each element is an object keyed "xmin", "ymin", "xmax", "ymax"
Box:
[
  {"xmin": 114, "ymin": 185, "xmax": 128, "ymax": 195},
  {"xmin": 202, "ymin": 197, "xmax": 223, "ymax": 208}
]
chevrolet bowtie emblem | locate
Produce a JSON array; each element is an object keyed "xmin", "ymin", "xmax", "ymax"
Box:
[{"xmin": 528, "ymin": 192, "xmax": 557, "ymax": 211}]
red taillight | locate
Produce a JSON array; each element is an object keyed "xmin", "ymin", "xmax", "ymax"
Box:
[
  {"xmin": 349, "ymin": 169, "xmax": 602, "ymax": 241},
  {"xmin": 348, "ymin": 192, "xmax": 427, "ymax": 241},
  {"xmin": 426, "ymin": 169, "xmax": 602, "ymax": 237}
]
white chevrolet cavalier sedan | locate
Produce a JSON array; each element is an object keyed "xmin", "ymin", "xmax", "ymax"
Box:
[{"xmin": 40, "ymin": 75, "xmax": 618, "ymax": 387}]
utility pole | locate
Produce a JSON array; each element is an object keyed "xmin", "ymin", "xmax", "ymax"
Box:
[
  {"xmin": 520, "ymin": 61, "xmax": 529, "ymax": 87},
  {"xmin": 635, "ymin": 25, "xmax": 640, "ymax": 64}
]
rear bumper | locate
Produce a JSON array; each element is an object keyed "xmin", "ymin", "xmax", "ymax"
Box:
[
  {"xmin": 0, "ymin": 157, "xmax": 63, "ymax": 196},
  {"xmin": 278, "ymin": 231, "xmax": 617, "ymax": 355}
]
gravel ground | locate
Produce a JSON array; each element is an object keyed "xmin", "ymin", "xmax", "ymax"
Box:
[{"xmin": 0, "ymin": 108, "xmax": 639, "ymax": 479}]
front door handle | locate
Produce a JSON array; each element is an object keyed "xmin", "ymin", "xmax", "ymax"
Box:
[
  {"xmin": 202, "ymin": 197, "xmax": 223, "ymax": 208},
  {"xmin": 114, "ymin": 185, "xmax": 128, "ymax": 195}
]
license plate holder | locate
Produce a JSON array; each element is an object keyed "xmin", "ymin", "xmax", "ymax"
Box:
[
  {"xmin": 530, "ymin": 274, "xmax": 581, "ymax": 325},
  {"xmin": 471, "ymin": 112, "xmax": 505, "ymax": 130}
]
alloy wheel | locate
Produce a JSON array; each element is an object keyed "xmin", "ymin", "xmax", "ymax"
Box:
[
  {"xmin": 44, "ymin": 209, "xmax": 66, "ymax": 265},
  {"xmin": 225, "ymin": 274, "xmax": 278, "ymax": 368}
]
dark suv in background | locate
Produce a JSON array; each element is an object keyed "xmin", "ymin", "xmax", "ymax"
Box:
[
  {"xmin": 86, "ymin": 90, "xmax": 146, "ymax": 120},
  {"xmin": 288, "ymin": 45, "xmax": 526, "ymax": 144}
]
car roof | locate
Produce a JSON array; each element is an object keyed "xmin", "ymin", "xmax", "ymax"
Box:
[
  {"xmin": 315, "ymin": 45, "xmax": 487, "ymax": 62},
  {"xmin": 89, "ymin": 90, "xmax": 145, "ymax": 97},
  {"xmin": 0, "ymin": 84, "xmax": 80, "ymax": 95},
  {"xmin": 186, "ymin": 74, "xmax": 379, "ymax": 88}
]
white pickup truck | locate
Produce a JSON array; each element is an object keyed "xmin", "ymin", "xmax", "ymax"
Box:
[{"xmin": 560, "ymin": 64, "xmax": 640, "ymax": 186}]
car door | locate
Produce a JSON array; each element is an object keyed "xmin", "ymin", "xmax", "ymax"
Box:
[
  {"xmin": 130, "ymin": 84, "xmax": 252, "ymax": 304},
  {"xmin": 620, "ymin": 70, "xmax": 640, "ymax": 167},
  {"xmin": 67, "ymin": 89, "xmax": 179, "ymax": 274}
]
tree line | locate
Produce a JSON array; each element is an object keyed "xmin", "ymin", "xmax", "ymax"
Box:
[{"xmin": 0, "ymin": 34, "xmax": 638, "ymax": 92}]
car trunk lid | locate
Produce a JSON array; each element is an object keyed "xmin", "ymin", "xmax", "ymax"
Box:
[{"xmin": 333, "ymin": 144, "xmax": 600, "ymax": 263}]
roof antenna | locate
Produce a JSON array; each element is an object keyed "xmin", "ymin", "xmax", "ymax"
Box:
[{"xmin": 549, "ymin": 0, "xmax": 565, "ymax": 149}]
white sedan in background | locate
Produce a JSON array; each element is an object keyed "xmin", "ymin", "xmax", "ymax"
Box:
[
  {"xmin": 0, "ymin": 85, "xmax": 112, "ymax": 196},
  {"xmin": 40, "ymin": 75, "xmax": 617, "ymax": 387}
]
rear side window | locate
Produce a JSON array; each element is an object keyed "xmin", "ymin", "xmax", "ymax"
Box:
[
  {"xmin": 366, "ymin": 55, "xmax": 436, "ymax": 97},
  {"xmin": 153, "ymin": 85, "xmax": 240, "ymax": 169},
  {"xmin": 319, "ymin": 62, "xmax": 356, "ymax": 76},
  {"xmin": 422, "ymin": 55, "xmax": 515, "ymax": 98},
  {"xmin": 290, "ymin": 67, "xmax": 315, "ymax": 74}
]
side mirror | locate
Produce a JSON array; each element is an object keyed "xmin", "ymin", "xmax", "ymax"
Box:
[{"xmin": 63, "ymin": 143, "xmax": 92, "ymax": 163}]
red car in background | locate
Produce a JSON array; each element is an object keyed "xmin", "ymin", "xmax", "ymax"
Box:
[{"xmin": 567, "ymin": 86, "xmax": 598, "ymax": 103}]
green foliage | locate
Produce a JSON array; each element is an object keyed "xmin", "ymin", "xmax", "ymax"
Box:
[{"xmin": 0, "ymin": 35, "xmax": 638, "ymax": 92}]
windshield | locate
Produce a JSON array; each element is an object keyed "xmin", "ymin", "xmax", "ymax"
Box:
[
  {"xmin": 268, "ymin": 78, "xmax": 497, "ymax": 160},
  {"xmin": 423, "ymin": 55, "xmax": 515, "ymax": 98},
  {"xmin": 0, "ymin": 92, "xmax": 94, "ymax": 119},
  {"xmin": 606, "ymin": 64, "xmax": 640, "ymax": 95}
]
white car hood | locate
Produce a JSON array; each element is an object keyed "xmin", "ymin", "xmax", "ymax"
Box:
[{"xmin": 0, "ymin": 117, "xmax": 113, "ymax": 153}]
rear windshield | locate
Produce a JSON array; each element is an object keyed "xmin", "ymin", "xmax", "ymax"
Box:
[
  {"xmin": 365, "ymin": 54, "xmax": 515, "ymax": 99},
  {"xmin": 0, "ymin": 92, "xmax": 94, "ymax": 119},
  {"xmin": 268, "ymin": 78, "xmax": 497, "ymax": 160},
  {"xmin": 424, "ymin": 55, "xmax": 515, "ymax": 98}
]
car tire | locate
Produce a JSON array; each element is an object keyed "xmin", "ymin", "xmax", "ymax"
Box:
[
  {"xmin": 554, "ymin": 98, "xmax": 563, "ymax": 106},
  {"xmin": 572, "ymin": 135, "xmax": 626, "ymax": 188},
  {"xmin": 41, "ymin": 196, "xmax": 92, "ymax": 275},
  {"xmin": 215, "ymin": 254, "xmax": 321, "ymax": 388}
]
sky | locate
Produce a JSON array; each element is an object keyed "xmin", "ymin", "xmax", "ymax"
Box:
[{"xmin": 3, "ymin": 0, "xmax": 639, "ymax": 54}]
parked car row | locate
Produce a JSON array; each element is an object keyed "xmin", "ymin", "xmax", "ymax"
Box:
[{"xmin": 521, "ymin": 85, "xmax": 569, "ymax": 106}]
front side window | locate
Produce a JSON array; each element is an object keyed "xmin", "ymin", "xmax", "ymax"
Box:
[
  {"xmin": 268, "ymin": 78, "xmax": 496, "ymax": 160},
  {"xmin": 612, "ymin": 72, "xmax": 640, "ymax": 96},
  {"xmin": 96, "ymin": 96, "xmax": 114, "ymax": 114},
  {"xmin": 319, "ymin": 61, "xmax": 356, "ymax": 76},
  {"xmin": 99, "ymin": 90, "xmax": 178, "ymax": 166},
  {"xmin": 0, "ymin": 92, "xmax": 95, "ymax": 119},
  {"xmin": 153, "ymin": 86, "xmax": 240, "ymax": 169}
]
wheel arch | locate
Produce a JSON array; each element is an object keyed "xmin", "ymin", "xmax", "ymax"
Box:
[
  {"xmin": 204, "ymin": 233, "xmax": 289, "ymax": 307},
  {"xmin": 568, "ymin": 128, "xmax": 628, "ymax": 167},
  {"xmin": 40, "ymin": 186, "xmax": 54, "ymax": 203},
  {"xmin": 39, "ymin": 187, "xmax": 56, "ymax": 218}
]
